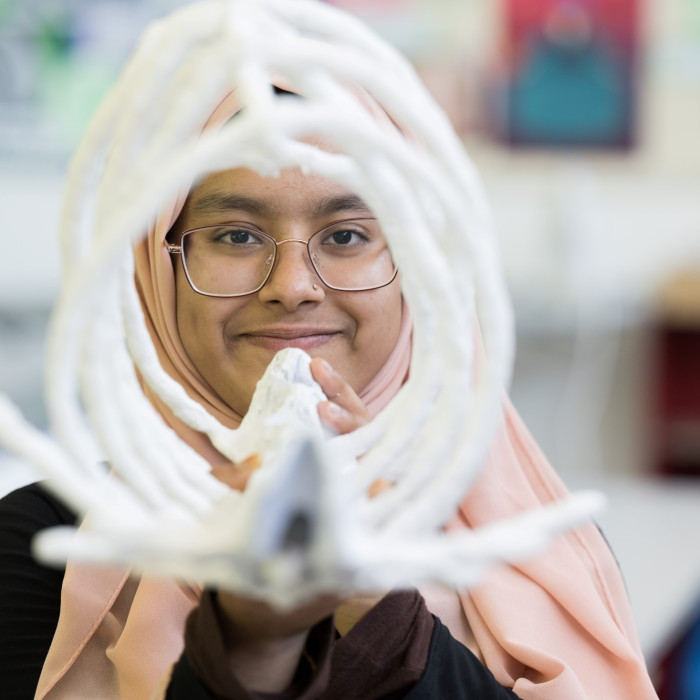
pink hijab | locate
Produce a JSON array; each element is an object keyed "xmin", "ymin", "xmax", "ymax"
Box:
[{"xmin": 36, "ymin": 93, "xmax": 657, "ymax": 699}]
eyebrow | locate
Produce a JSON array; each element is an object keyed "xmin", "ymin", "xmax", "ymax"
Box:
[
  {"xmin": 314, "ymin": 194, "xmax": 374, "ymax": 218},
  {"xmin": 190, "ymin": 191, "xmax": 374, "ymax": 218}
]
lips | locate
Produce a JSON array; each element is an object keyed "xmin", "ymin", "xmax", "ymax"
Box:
[{"xmin": 237, "ymin": 327, "xmax": 342, "ymax": 352}]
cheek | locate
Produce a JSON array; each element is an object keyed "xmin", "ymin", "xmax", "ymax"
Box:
[
  {"xmin": 364, "ymin": 283, "xmax": 402, "ymax": 336},
  {"xmin": 175, "ymin": 275, "xmax": 208, "ymax": 344},
  {"xmin": 174, "ymin": 276, "xmax": 237, "ymax": 367},
  {"xmin": 347, "ymin": 283, "xmax": 403, "ymax": 365},
  {"xmin": 177, "ymin": 298, "xmax": 216, "ymax": 376}
]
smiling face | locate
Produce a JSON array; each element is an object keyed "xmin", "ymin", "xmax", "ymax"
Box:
[{"xmin": 171, "ymin": 166, "xmax": 403, "ymax": 416}]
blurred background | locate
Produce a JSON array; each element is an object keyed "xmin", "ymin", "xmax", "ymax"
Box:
[{"xmin": 0, "ymin": 0, "xmax": 698, "ymax": 696}]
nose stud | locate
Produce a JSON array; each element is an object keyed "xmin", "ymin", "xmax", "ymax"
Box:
[{"xmin": 312, "ymin": 283, "xmax": 319, "ymax": 290}]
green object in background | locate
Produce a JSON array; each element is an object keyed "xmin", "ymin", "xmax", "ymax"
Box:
[
  {"xmin": 36, "ymin": 12, "xmax": 74, "ymax": 59},
  {"xmin": 35, "ymin": 14, "xmax": 116, "ymax": 150},
  {"xmin": 0, "ymin": 0, "xmax": 13, "ymax": 23},
  {"xmin": 38, "ymin": 57, "xmax": 115, "ymax": 148},
  {"xmin": 685, "ymin": 0, "xmax": 700, "ymax": 37}
]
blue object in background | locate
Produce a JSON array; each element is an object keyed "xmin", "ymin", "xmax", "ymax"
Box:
[
  {"xmin": 509, "ymin": 34, "xmax": 632, "ymax": 146},
  {"xmin": 656, "ymin": 604, "xmax": 700, "ymax": 699},
  {"xmin": 677, "ymin": 612, "xmax": 700, "ymax": 700}
]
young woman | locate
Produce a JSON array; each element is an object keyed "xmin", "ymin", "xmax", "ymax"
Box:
[
  {"xmin": 0, "ymin": 4, "xmax": 657, "ymax": 699},
  {"xmin": 0, "ymin": 161, "xmax": 657, "ymax": 699}
]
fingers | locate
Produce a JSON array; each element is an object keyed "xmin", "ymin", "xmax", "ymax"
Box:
[
  {"xmin": 210, "ymin": 453, "xmax": 261, "ymax": 491},
  {"xmin": 310, "ymin": 357, "xmax": 372, "ymax": 435},
  {"xmin": 310, "ymin": 358, "xmax": 393, "ymax": 497}
]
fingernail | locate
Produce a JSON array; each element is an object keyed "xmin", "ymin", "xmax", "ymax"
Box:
[
  {"xmin": 321, "ymin": 359, "xmax": 335, "ymax": 375},
  {"xmin": 327, "ymin": 402, "xmax": 343, "ymax": 416}
]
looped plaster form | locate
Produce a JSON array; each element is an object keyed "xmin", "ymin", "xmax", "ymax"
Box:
[{"xmin": 0, "ymin": 0, "xmax": 602, "ymax": 608}]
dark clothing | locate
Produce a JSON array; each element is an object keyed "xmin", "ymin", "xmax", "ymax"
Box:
[
  {"xmin": 0, "ymin": 482, "xmax": 77, "ymax": 700},
  {"xmin": 173, "ymin": 589, "xmax": 521, "ymax": 699},
  {"xmin": 0, "ymin": 483, "xmax": 521, "ymax": 699}
]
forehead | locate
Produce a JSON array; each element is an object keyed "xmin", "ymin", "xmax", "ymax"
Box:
[{"xmin": 185, "ymin": 166, "xmax": 373, "ymax": 221}]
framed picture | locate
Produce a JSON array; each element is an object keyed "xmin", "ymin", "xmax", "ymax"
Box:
[{"xmin": 492, "ymin": 0, "xmax": 641, "ymax": 149}]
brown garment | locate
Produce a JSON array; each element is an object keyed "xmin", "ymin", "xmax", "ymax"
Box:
[
  {"xmin": 183, "ymin": 589, "xmax": 433, "ymax": 699},
  {"xmin": 326, "ymin": 589, "xmax": 434, "ymax": 699}
]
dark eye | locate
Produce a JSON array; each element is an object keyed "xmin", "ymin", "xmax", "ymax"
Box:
[
  {"xmin": 331, "ymin": 230, "xmax": 354, "ymax": 245},
  {"xmin": 323, "ymin": 228, "xmax": 368, "ymax": 247},
  {"xmin": 213, "ymin": 228, "xmax": 264, "ymax": 246}
]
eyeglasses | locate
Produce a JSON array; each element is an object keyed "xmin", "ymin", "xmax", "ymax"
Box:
[{"xmin": 166, "ymin": 218, "xmax": 398, "ymax": 297}]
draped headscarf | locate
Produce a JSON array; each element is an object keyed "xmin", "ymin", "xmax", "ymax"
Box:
[{"xmin": 36, "ymin": 92, "xmax": 657, "ymax": 699}]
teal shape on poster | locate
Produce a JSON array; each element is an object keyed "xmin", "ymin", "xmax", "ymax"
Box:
[{"xmin": 511, "ymin": 38, "xmax": 627, "ymax": 143}]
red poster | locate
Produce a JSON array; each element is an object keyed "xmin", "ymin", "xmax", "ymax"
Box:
[{"xmin": 493, "ymin": 0, "xmax": 642, "ymax": 148}]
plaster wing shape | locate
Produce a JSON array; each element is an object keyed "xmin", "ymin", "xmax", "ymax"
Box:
[{"xmin": 23, "ymin": 348, "xmax": 602, "ymax": 608}]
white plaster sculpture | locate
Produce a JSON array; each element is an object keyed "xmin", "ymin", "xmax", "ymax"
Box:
[{"xmin": 0, "ymin": 0, "xmax": 602, "ymax": 608}]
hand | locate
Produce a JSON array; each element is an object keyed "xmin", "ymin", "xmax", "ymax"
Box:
[
  {"xmin": 310, "ymin": 358, "xmax": 372, "ymax": 435},
  {"xmin": 311, "ymin": 355, "xmax": 393, "ymax": 634},
  {"xmin": 212, "ymin": 359, "xmax": 369, "ymax": 490},
  {"xmin": 310, "ymin": 357, "xmax": 393, "ymax": 500}
]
